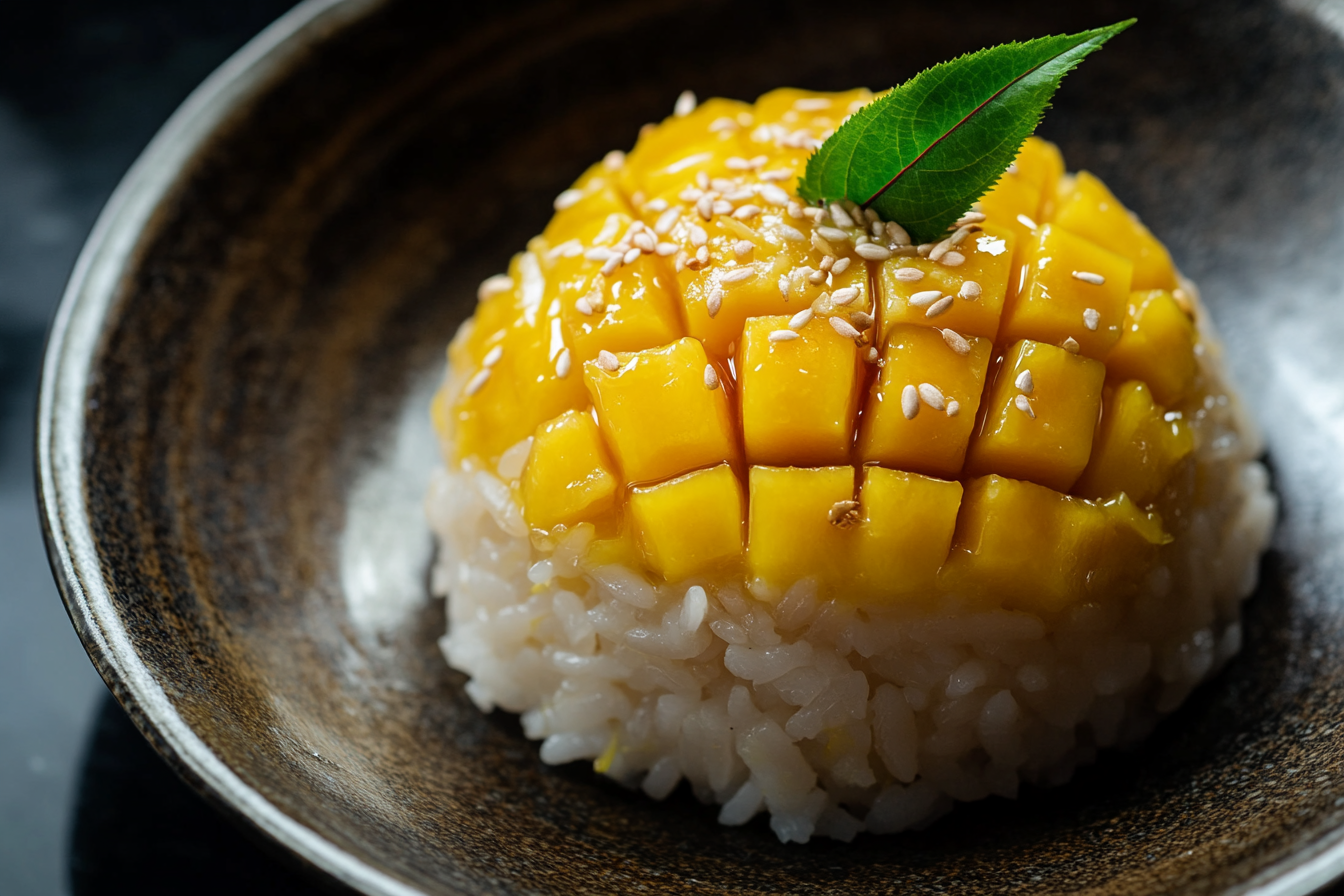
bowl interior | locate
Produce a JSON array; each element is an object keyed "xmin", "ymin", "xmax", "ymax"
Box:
[{"xmin": 49, "ymin": 0, "xmax": 1344, "ymax": 892}]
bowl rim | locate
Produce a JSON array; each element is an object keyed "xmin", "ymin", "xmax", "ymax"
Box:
[{"xmin": 31, "ymin": 1, "xmax": 1344, "ymax": 893}]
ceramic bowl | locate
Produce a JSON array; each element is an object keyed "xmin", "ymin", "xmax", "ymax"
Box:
[{"xmin": 37, "ymin": 0, "xmax": 1344, "ymax": 892}]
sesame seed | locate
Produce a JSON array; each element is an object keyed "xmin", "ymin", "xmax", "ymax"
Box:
[
  {"xmin": 1083, "ymin": 307, "xmax": 1101, "ymax": 330},
  {"xmin": 711, "ymin": 199, "xmax": 733, "ymax": 216},
  {"xmin": 762, "ymin": 169, "xmax": 794, "ymax": 182},
  {"xmin": 656, "ymin": 242, "xmax": 678, "ymax": 256},
  {"xmin": 1062, "ymin": 336, "xmax": 1081, "ymax": 354},
  {"xmin": 554, "ymin": 188, "xmax": 583, "ymax": 210},
  {"xmin": 778, "ymin": 224, "xmax": 805, "ymax": 242},
  {"xmin": 749, "ymin": 155, "xmax": 768, "ymax": 168},
  {"xmin": 808, "ymin": 269, "xmax": 827, "ymax": 284},
  {"xmin": 1015, "ymin": 394, "xmax": 1035, "ymax": 418},
  {"xmin": 831, "ymin": 286, "xmax": 860, "ymax": 306},
  {"xmin": 623, "ymin": 247, "xmax": 641, "ymax": 265},
  {"xmin": 596, "ymin": 350, "xmax": 619, "ymax": 371},
  {"xmin": 828, "ymin": 499, "xmax": 861, "ymax": 528},
  {"xmin": 801, "ymin": 206, "xmax": 826, "ymax": 222},
  {"xmin": 726, "ymin": 156, "xmax": 752, "ymax": 170},
  {"xmin": 864, "ymin": 208, "xmax": 880, "ymax": 224},
  {"xmin": 829, "ymin": 202, "xmax": 856, "ymax": 228},
  {"xmin": 695, "ymin": 246, "xmax": 710, "ymax": 266},
  {"xmin": 901, "ymin": 384, "xmax": 920, "ymax": 419},
  {"xmin": 1015, "ymin": 369, "xmax": 1034, "ymax": 393},
  {"xmin": 464, "ymin": 368, "xmax": 491, "ymax": 396},
  {"xmin": 789, "ymin": 308, "xmax": 814, "ymax": 329},
  {"xmin": 894, "ymin": 267, "xmax": 924, "ymax": 283},
  {"xmin": 575, "ymin": 296, "xmax": 594, "ymax": 316},
  {"xmin": 918, "ymin": 383, "xmax": 946, "ymax": 410},
  {"xmin": 940, "ymin": 251, "xmax": 966, "ymax": 267},
  {"xmin": 1073, "ymin": 270, "xmax": 1106, "ymax": 285},
  {"xmin": 482, "ymin": 345, "xmax": 503, "ymax": 367},
  {"xmin": 769, "ymin": 329, "xmax": 800, "ymax": 343},
  {"xmin": 725, "ymin": 189, "xmax": 755, "ymax": 202},
  {"xmin": 708, "ymin": 116, "xmax": 738, "ymax": 132},
  {"xmin": 946, "ymin": 400, "xmax": 961, "ymax": 417},
  {"xmin": 925, "ymin": 295, "xmax": 954, "ymax": 318},
  {"xmin": 633, "ymin": 233, "xmax": 656, "ymax": 252},
  {"xmin": 871, "ymin": 220, "xmax": 885, "ymax": 238},
  {"xmin": 855, "ymin": 243, "xmax": 893, "ymax": 260},
  {"xmin": 819, "ymin": 255, "xmax": 835, "ymax": 272},
  {"xmin": 865, "ymin": 347, "xmax": 880, "ymax": 363},
  {"xmin": 654, "ymin": 207, "xmax": 681, "ymax": 234},
  {"xmin": 707, "ymin": 288, "xmax": 724, "ymax": 317},
  {"xmin": 554, "ymin": 348, "xmax": 572, "ymax": 378},
  {"xmin": 478, "ymin": 274, "xmax": 514, "ymax": 301},
  {"xmin": 600, "ymin": 254, "xmax": 621, "ymax": 276},
  {"xmin": 696, "ymin": 171, "xmax": 710, "ymax": 190},
  {"xmin": 948, "ymin": 224, "xmax": 978, "ymax": 246},
  {"xmin": 1006, "ymin": 162, "xmax": 1019, "ymax": 175},
  {"xmin": 811, "ymin": 231, "xmax": 836, "ymax": 256},
  {"xmin": 733, "ymin": 240, "xmax": 755, "ymax": 258},
  {"xmin": 696, "ymin": 196, "xmax": 714, "ymax": 219},
  {"xmin": 760, "ymin": 185, "xmax": 790, "ymax": 206},
  {"xmin": 849, "ymin": 311, "xmax": 874, "ymax": 330},
  {"xmin": 674, "ymin": 90, "xmax": 697, "ymax": 117},
  {"xmin": 1016, "ymin": 213, "xmax": 1039, "ymax": 230},
  {"xmin": 679, "ymin": 187, "xmax": 704, "ymax": 203},
  {"xmin": 689, "ymin": 225, "xmax": 708, "ymax": 247},
  {"xmin": 929, "ymin": 238, "xmax": 954, "ymax": 262},
  {"xmin": 941, "ymin": 328, "xmax": 971, "ymax": 355},
  {"xmin": 854, "ymin": 234, "xmax": 870, "ymax": 245},
  {"xmin": 732, "ymin": 204, "xmax": 762, "ymax": 220},
  {"xmin": 831, "ymin": 257, "xmax": 851, "ymax": 275},
  {"xmin": 917, "ymin": 243, "xmax": 934, "ymax": 257},
  {"xmin": 886, "ymin": 222, "xmax": 912, "ymax": 245},
  {"xmin": 955, "ymin": 211, "xmax": 987, "ymax": 227},
  {"xmin": 817, "ymin": 225, "xmax": 850, "ymax": 243},
  {"xmin": 795, "ymin": 97, "xmax": 834, "ymax": 111},
  {"xmin": 720, "ymin": 266, "xmax": 756, "ymax": 283},
  {"xmin": 604, "ymin": 150, "xmax": 626, "ymax": 171},
  {"xmin": 959, "ymin": 280, "xmax": 982, "ymax": 300},
  {"xmin": 704, "ymin": 364, "xmax": 720, "ymax": 390},
  {"xmin": 909, "ymin": 289, "xmax": 942, "ymax": 307},
  {"xmin": 830, "ymin": 316, "xmax": 862, "ymax": 339},
  {"xmin": 778, "ymin": 275, "xmax": 790, "ymax": 299}
]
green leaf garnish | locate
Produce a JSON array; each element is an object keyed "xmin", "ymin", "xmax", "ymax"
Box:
[{"xmin": 797, "ymin": 20, "xmax": 1135, "ymax": 244}]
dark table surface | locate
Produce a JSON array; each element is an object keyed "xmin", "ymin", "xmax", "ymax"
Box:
[{"xmin": 0, "ymin": 2, "xmax": 331, "ymax": 892}]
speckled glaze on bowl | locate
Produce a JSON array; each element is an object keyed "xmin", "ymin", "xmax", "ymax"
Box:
[{"xmin": 35, "ymin": 0, "xmax": 1344, "ymax": 893}]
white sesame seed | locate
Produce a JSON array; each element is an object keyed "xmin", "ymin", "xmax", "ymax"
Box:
[
  {"xmin": 596, "ymin": 350, "xmax": 619, "ymax": 371},
  {"xmin": 794, "ymin": 97, "xmax": 833, "ymax": 111},
  {"xmin": 656, "ymin": 242, "xmax": 678, "ymax": 256},
  {"xmin": 733, "ymin": 240, "xmax": 755, "ymax": 258},
  {"xmin": 829, "ymin": 203, "xmax": 856, "ymax": 228},
  {"xmin": 601, "ymin": 254, "xmax": 621, "ymax": 276},
  {"xmin": 1015, "ymin": 394, "xmax": 1035, "ymax": 418},
  {"xmin": 1006, "ymin": 162, "xmax": 1020, "ymax": 175},
  {"xmin": 696, "ymin": 196, "xmax": 714, "ymax": 220},
  {"xmin": 917, "ymin": 243, "xmax": 934, "ymax": 257},
  {"xmin": 925, "ymin": 295, "xmax": 954, "ymax": 318},
  {"xmin": 654, "ymin": 207, "xmax": 681, "ymax": 234},
  {"xmin": 554, "ymin": 347, "xmax": 572, "ymax": 378},
  {"xmin": 688, "ymin": 225, "xmax": 708, "ymax": 247},
  {"xmin": 464, "ymin": 368, "xmax": 491, "ymax": 396},
  {"xmin": 707, "ymin": 288, "xmax": 723, "ymax": 317},
  {"xmin": 864, "ymin": 208, "xmax": 880, "ymax": 224},
  {"xmin": 760, "ymin": 185, "xmax": 790, "ymax": 206},
  {"xmin": 623, "ymin": 247, "xmax": 641, "ymax": 265},
  {"xmin": 1073, "ymin": 270, "xmax": 1106, "ymax": 285},
  {"xmin": 946, "ymin": 400, "xmax": 961, "ymax": 417},
  {"xmin": 778, "ymin": 275, "xmax": 790, "ymax": 299},
  {"xmin": 1015, "ymin": 369, "xmax": 1034, "ymax": 393},
  {"xmin": 894, "ymin": 267, "xmax": 924, "ymax": 283},
  {"xmin": 674, "ymin": 90, "xmax": 697, "ymax": 117},
  {"xmin": 801, "ymin": 206, "xmax": 826, "ymax": 221},
  {"xmin": 554, "ymin": 188, "xmax": 583, "ymax": 210},
  {"xmin": 645, "ymin": 199, "xmax": 668, "ymax": 216},
  {"xmin": 955, "ymin": 211, "xmax": 987, "ymax": 226},
  {"xmin": 584, "ymin": 246, "xmax": 613, "ymax": 262},
  {"xmin": 901, "ymin": 384, "xmax": 920, "ymax": 419},
  {"xmin": 855, "ymin": 243, "xmax": 892, "ymax": 260},
  {"xmin": 940, "ymin": 251, "xmax": 965, "ymax": 267},
  {"xmin": 695, "ymin": 246, "xmax": 710, "ymax": 266},
  {"xmin": 725, "ymin": 156, "xmax": 752, "ymax": 171},
  {"xmin": 482, "ymin": 345, "xmax": 503, "ymax": 367},
  {"xmin": 633, "ymin": 232, "xmax": 656, "ymax": 252},
  {"xmin": 704, "ymin": 364, "xmax": 720, "ymax": 390},
  {"xmin": 929, "ymin": 238, "xmax": 954, "ymax": 262},
  {"xmin": 808, "ymin": 269, "xmax": 827, "ymax": 284},
  {"xmin": 603, "ymin": 150, "xmax": 626, "ymax": 171},
  {"xmin": 828, "ymin": 499, "xmax": 861, "ymax": 528},
  {"xmin": 849, "ymin": 311, "xmax": 874, "ymax": 330},
  {"xmin": 778, "ymin": 224, "xmax": 805, "ymax": 242},
  {"xmin": 762, "ymin": 169, "xmax": 793, "ymax": 182},
  {"xmin": 830, "ymin": 316, "xmax": 862, "ymax": 339},
  {"xmin": 1083, "ymin": 307, "xmax": 1101, "ymax": 330},
  {"xmin": 720, "ymin": 266, "xmax": 756, "ymax": 283},
  {"xmin": 769, "ymin": 329, "xmax": 800, "ymax": 342},
  {"xmin": 959, "ymin": 280, "xmax": 983, "ymax": 300},
  {"xmin": 710, "ymin": 199, "xmax": 732, "ymax": 216},
  {"xmin": 918, "ymin": 383, "xmax": 946, "ymax": 410},
  {"xmin": 732, "ymin": 204, "xmax": 762, "ymax": 219},
  {"xmin": 695, "ymin": 171, "xmax": 710, "ymax": 190},
  {"xmin": 854, "ymin": 234, "xmax": 870, "ymax": 246},
  {"xmin": 817, "ymin": 226, "xmax": 850, "ymax": 243},
  {"xmin": 831, "ymin": 257, "xmax": 851, "ymax": 275},
  {"xmin": 679, "ymin": 187, "xmax": 704, "ymax": 203},
  {"xmin": 871, "ymin": 221, "xmax": 885, "ymax": 238},
  {"xmin": 575, "ymin": 296, "xmax": 594, "ymax": 316},
  {"xmin": 749, "ymin": 155, "xmax": 767, "ymax": 168},
  {"xmin": 711, "ymin": 178, "xmax": 735, "ymax": 193},
  {"xmin": 886, "ymin": 222, "xmax": 912, "ymax": 245},
  {"xmin": 865, "ymin": 347, "xmax": 880, "ymax": 363},
  {"xmin": 909, "ymin": 289, "xmax": 942, "ymax": 307},
  {"xmin": 1016, "ymin": 213, "xmax": 1039, "ymax": 230},
  {"xmin": 708, "ymin": 116, "xmax": 738, "ymax": 132},
  {"xmin": 940, "ymin": 329, "xmax": 971, "ymax": 355},
  {"xmin": 1062, "ymin": 336, "xmax": 1081, "ymax": 353},
  {"xmin": 948, "ymin": 224, "xmax": 978, "ymax": 246},
  {"xmin": 811, "ymin": 231, "xmax": 836, "ymax": 256},
  {"xmin": 789, "ymin": 308, "xmax": 814, "ymax": 329},
  {"xmin": 478, "ymin": 274, "xmax": 514, "ymax": 301},
  {"xmin": 831, "ymin": 286, "xmax": 860, "ymax": 306},
  {"xmin": 725, "ymin": 189, "xmax": 755, "ymax": 202}
]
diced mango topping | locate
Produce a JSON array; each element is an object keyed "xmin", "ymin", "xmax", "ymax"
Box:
[
  {"xmin": 442, "ymin": 90, "xmax": 1209, "ymax": 614},
  {"xmin": 630, "ymin": 463, "xmax": 745, "ymax": 582}
]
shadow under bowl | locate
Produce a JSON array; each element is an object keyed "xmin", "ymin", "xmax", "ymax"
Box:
[{"xmin": 37, "ymin": 0, "xmax": 1344, "ymax": 893}]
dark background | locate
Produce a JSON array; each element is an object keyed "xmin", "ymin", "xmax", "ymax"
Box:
[{"xmin": 0, "ymin": 1, "xmax": 333, "ymax": 892}]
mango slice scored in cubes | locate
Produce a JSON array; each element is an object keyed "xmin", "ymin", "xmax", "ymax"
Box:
[
  {"xmin": 966, "ymin": 339, "xmax": 1106, "ymax": 493},
  {"xmin": 1106, "ymin": 290, "xmax": 1198, "ymax": 406},
  {"xmin": 544, "ymin": 162, "xmax": 631, "ymax": 241},
  {"xmin": 629, "ymin": 463, "xmax": 745, "ymax": 582},
  {"xmin": 584, "ymin": 337, "xmax": 738, "ymax": 484},
  {"xmin": 859, "ymin": 324, "xmax": 992, "ymax": 478},
  {"xmin": 1012, "ymin": 137, "xmax": 1065, "ymax": 221},
  {"xmin": 939, "ymin": 474, "xmax": 1168, "ymax": 614},
  {"xmin": 738, "ymin": 314, "xmax": 861, "ymax": 466},
  {"xmin": 747, "ymin": 466, "xmax": 854, "ymax": 593},
  {"xmin": 1054, "ymin": 171, "xmax": 1179, "ymax": 291},
  {"xmin": 621, "ymin": 97, "xmax": 753, "ymax": 203},
  {"xmin": 998, "ymin": 224, "xmax": 1132, "ymax": 360},
  {"xmin": 878, "ymin": 223, "xmax": 1015, "ymax": 341},
  {"xmin": 520, "ymin": 409, "xmax": 619, "ymax": 530},
  {"xmin": 1072, "ymin": 381, "xmax": 1194, "ymax": 505},
  {"xmin": 853, "ymin": 468, "xmax": 963, "ymax": 607}
]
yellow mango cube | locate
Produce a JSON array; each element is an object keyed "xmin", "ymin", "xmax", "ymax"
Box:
[
  {"xmin": 553, "ymin": 249, "xmax": 684, "ymax": 363},
  {"xmin": 747, "ymin": 466, "xmax": 855, "ymax": 593},
  {"xmin": 852, "ymin": 468, "xmax": 963, "ymax": 607},
  {"xmin": 749, "ymin": 88, "xmax": 875, "ymax": 171},
  {"xmin": 1072, "ymin": 381, "xmax": 1195, "ymax": 505},
  {"xmin": 584, "ymin": 337, "xmax": 738, "ymax": 483},
  {"xmin": 1054, "ymin": 171, "xmax": 1178, "ymax": 290},
  {"xmin": 1012, "ymin": 137, "xmax": 1065, "ymax": 221},
  {"xmin": 878, "ymin": 223, "xmax": 1015, "ymax": 341},
  {"xmin": 620, "ymin": 97, "xmax": 753, "ymax": 203},
  {"xmin": 978, "ymin": 175, "xmax": 1040, "ymax": 289},
  {"xmin": 629, "ymin": 463, "xmax": 745, "ymax": 581},
  {"xmin": 520, "ymin": 409, "xmax": 619, "ymax": 530},
  {"xmin": 998, "ymin": 224, "xmax": 1132, "ymax": 359},
  {"xmin": 738, "ymin": 314, "xmax": 860, "ymax": 466},
  {"xmin": 543, "ymin": 162, "xmax": 631, "ymax": 243},
  {"xmin": 1106, "ymin": 290, "xmax": 1198, "ymax": 406},
  {"xmin": 965, "ymin": 339, "xmax": 1106, "ymax": 492},
  {"xmin": 858, "ymin": 324, "xmax": 992, "ymax": 478}
]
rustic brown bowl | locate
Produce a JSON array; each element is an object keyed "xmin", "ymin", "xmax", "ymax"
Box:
[{"xmin": 36, "ymin": 0, "xmax": 1344, "ymax": 893}]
